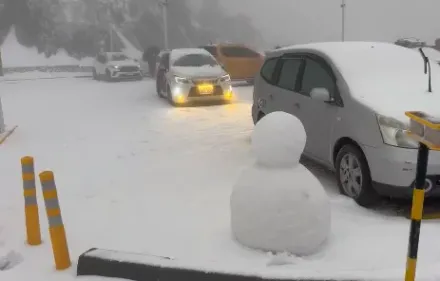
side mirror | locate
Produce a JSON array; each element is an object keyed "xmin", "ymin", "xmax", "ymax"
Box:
[{"xmin": 310, "ymin": 87, "xmax": 332, "ymax": 103}]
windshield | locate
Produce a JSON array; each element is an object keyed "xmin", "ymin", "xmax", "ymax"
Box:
[
  {"xmin": 110, "ymin": 54, "xmax": 129, "ymax": 61},
  {"xmin": 173, "ymin": 54, "xmax": 218, "ymax": 67}
]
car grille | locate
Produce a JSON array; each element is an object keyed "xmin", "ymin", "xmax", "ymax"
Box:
[
  {"xmin": 119, "ymin": 66, "xmax": 139, "ymax": 72},
  {"xmin": 192, "ymin": 78, "xmax": 218, "ymax": 84},
  {"xmin": 188, "ymin": 86, "xmax": 223, "ymax": 97}
]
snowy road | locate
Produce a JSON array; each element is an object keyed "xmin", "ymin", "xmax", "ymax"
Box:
[{"xmin": 1, "ymin": 77, "xmax": 440, "ymax": 281}]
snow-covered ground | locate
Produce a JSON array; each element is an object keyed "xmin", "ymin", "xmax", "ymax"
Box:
[
  {"xmin": 0, "ymin": 72, "xmax": 91, "ymax": 82},
  {"xmin": 1, "ymin": 77, "xmax": 440, "ymax": 281}
]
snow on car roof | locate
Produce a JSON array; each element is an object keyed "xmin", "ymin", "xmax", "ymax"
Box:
[
  {"xmin": 270, "ymin": 41, "xmax": 440, "ymax": 122},
  {"xmin": 170, "ymin": 48, "xmax": 211, "ymax": 62}
]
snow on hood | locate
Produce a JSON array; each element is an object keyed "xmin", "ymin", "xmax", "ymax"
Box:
[
  {"xmin": 171, "ymin": 65, "xmax": 226, "ymax": 78},
  {"xmin": 107, "ymin": 60, "xmax": 139, "ymax": 67},
  {"xmin": 305, "ymin": 42, "xmax": 440, "ymax": 124}
]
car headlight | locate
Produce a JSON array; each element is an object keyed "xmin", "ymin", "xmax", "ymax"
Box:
[
  {"xmin": 109, "ymin": 65, "xmax": 119, "ymax": 69},
  {"xmin": 174, "ymin": 76, "xmax": 190, "ymax": 84},
  {"xmin": 219, "ymin": 74, "xmax": 231, "ymax": 82},
  {"xmin": 377, "ymin": 114, "xmax": 418, "ymax": 149}
]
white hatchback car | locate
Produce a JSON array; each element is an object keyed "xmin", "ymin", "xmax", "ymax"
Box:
[
  {"xmin": 93, "ymin": 52, "xmax": 142, "ymax": 81},
  {"xmin": 252, "ymin": 42, "xmax": 440, "ymax": 206}
]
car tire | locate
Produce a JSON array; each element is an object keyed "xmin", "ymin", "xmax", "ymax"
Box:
[
  {"xmin": 256, "ymin": 112, "xmax": 265, "ymax": 124},
  {"xmin": 335, "ymin": 144, "xmax": 379, "ymax": 207}
]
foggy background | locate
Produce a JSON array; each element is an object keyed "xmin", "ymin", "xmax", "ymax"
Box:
[
  {"xmin": 1, "ymin": 0, "xmax": 440, "ymax": 59},
  {"xmin": 193, "ymin": 0, "xmax": 440, "ymax": 45}
]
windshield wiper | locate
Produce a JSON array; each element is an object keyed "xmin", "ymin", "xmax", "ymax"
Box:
[{"xmin": 419, "ymin": 48, "xmax": 432, "ymax": 92}]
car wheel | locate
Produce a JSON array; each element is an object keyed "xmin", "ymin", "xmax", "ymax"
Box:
[
  {"xmin": 93, "ymin": 68, "xmax": 99, "ymax": 80},
  {"xmin": 335, "ymin": 144, "xmax": 379, "ymax": 207},
  {"xmin": 256, "ymin": 112, "xmax": 265, "ymax": 124}
]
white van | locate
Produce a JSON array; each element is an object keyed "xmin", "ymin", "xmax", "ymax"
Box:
[{"xmin": 252, "ymin": 41, "xmax": 440, "ymax": 206}]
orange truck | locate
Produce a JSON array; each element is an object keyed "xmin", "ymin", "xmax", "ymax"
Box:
[{"xmin": 199, "ymin": 43, "xmax": 264, "ymax": 84}]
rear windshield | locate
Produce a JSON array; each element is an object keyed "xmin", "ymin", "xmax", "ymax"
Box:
[
  {"xmin": 220, "ymin": 46, "xmax": 260, "ymax": 58},
  {"xmin": 173, "ymin": 54, "xmax": 218, "ymax": 67}
]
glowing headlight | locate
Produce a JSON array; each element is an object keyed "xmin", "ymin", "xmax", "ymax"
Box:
[
  {"xmin": 110, "ymin": 65, "xmax": 119, "ymax": 69},
  {"xmin": 219, "ymin": 74, "xmax": 231, "ymax": 82},
  {"xmin": 174, "ymin": 76, "xmax": 190, "ymax": 84},
  {"xmin": 377, "ymin": 114, "xmax": 418, "ymax": 149}
]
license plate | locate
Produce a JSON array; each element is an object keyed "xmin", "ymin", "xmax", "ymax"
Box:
[{"xmin": 197, "ymin": 84, "xmax": 214, "ymax": 94}]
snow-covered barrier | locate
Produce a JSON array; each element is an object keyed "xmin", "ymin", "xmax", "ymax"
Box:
[
  {"xmin": 77, "ymin": 248, "xmax": 354, "ymax": 281},
  {"xmin": 3, "ymin": 65, "xmax": 93, "ymax": 75}
]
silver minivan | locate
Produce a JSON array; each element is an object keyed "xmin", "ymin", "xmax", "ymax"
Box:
[{"xmin": 252, "ymin": 41, "xmax": 440, "ymax": 206}]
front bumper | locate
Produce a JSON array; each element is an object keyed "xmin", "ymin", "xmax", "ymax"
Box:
[
  {"xmin": 362, "ymin": 144, "xmax": 440, "ymax": 198},
  {"xmin": 168, "ymin": 80, "xmax": 234, "ymax": 104},
  {"xmin": 109, "ymin": 69, "xmax": 142, "ymax": 79}
]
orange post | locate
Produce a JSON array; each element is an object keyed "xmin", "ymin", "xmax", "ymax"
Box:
[
  {"xmin": 39, "ymin": 171, "xmax": 71, "ymax": 270},
  {"xmin": 21, "ymin": 156, "xmax": 41, "ymax": 245}
]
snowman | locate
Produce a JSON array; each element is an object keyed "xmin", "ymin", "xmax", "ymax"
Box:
[{"xmin": 230, "ymin": 111, "xmax": 331, "ymax": 256}]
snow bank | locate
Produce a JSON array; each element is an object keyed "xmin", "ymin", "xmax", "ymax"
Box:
[
  {"xmin": 0, "ymin": 71, "xmax": 90, "ymax": 81},
  {"xmin": 0, "ymin": 27, "xmax": 93, "ymax": 68},
  {"xmin": 230, "ymin": 112, "xmax": 331, "ymax": 256}
]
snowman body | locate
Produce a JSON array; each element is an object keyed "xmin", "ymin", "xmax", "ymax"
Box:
[{"xmin": 230, "ymin": 111, "xmax": 331, "ymax": 256}]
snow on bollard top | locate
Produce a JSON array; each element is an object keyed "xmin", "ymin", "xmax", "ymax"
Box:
[{"xmin": 252, "ymin": 111, "xmax": 306, "ymax": 168}]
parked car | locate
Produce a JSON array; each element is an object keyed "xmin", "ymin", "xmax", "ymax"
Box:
[
  {"xmin": 199, "ymin": 43, "xmax": 264, "ymax": 84},
  {"xmin": 156, "ymin": 48, "xmax": 233, "ymax": 106},
  {"xmin": 252, "ymin": 41, "xmax": 440, "ymax": 207},
  {"xmin": 93, "ymin": 52, "xmax": 142, "ymax": 81}
]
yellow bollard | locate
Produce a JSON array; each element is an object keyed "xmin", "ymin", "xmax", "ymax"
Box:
[
  {"xmin": 21, "ymin": 156, "xmax": 42, "ymax": 246},
  {"xmin": 39, "ymin": 171, "xmax": 71, "ymax": 270}
]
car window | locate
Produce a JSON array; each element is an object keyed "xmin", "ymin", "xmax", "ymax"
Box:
[
  {"xmin": 300, "ymin": 58, "xmax": 335, "ymax": 96},
  {"xmin": 276, "ymin": 58, "xmax": 303, "ymax": 91},
  {"xmin": 220, "ymin": 46, "xmax": 259, "ymax": 58},
  {"xmin": 201, "ymin": 46, "xmax": 218, "ymax": 57},
  {"xmin": 173, "ymin": 54, "xmax": 218, "ymax": 67},
  {"xmin": 260, "ymin": 58, "xmax": 278, "ymax": 83}
]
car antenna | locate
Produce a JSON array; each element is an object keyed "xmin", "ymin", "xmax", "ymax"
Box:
[{"xmin": 419, "ymin": 47, "xmax": 432, "ymax": 92}]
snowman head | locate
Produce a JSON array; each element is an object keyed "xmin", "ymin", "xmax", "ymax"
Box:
[{"xmin": 252, "ymin": 111, "xmax": 306, "ymax": 168}]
